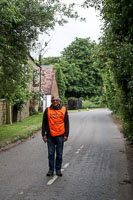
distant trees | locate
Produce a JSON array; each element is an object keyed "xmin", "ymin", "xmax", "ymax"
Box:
[
  {"xmin": 42, "ymin": 57, "xmax": 61, "ymax": 65},
  {"xmin": 42, "ymin": 38, "xmax": 103, "ymax": 99},
  {"xmin": 61, "ymin": 37, "xmax": 103, "ymax": 98}
]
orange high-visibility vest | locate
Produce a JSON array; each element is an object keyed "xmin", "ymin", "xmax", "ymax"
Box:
[{"xmin": 48, "ymin": 106, "xmax": 66, "ymax": 136}]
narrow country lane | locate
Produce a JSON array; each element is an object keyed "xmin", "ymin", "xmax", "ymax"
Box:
[{"xmin": 0, "ymin": 109, "xmax": 132, "ymax": 200}]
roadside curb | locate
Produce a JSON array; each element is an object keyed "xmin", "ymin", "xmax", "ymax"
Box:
[{"xmin": 0, "ymin": 130, "xmax": 40, "ymax": 153}]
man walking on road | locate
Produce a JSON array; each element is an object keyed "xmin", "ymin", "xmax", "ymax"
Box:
[{"xmin": 42, "ymin": 95, "xmax": 69, "ymax": 176}]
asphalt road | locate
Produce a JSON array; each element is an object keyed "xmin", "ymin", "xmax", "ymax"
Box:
[{"xmin": 0, "ymin": 109, "xmax": 132, "ymax": 200}]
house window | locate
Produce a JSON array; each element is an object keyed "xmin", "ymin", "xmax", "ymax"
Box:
[{"xmin": 33, "ymin": 70, "xmax": 40, "ymax": 87}]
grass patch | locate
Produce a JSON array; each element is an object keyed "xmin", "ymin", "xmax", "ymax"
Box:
[
  {"xmin": 82, "ymin": 100, "xmax": 105, "ymax": 109},
  {"xmin": 0, "ymin": 113, "xmax": 43, "ymax": 147}
]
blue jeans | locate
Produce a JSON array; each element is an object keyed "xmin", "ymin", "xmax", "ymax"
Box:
[{"xmin": 47, "ymin": 135, "xmax": 64, "ymax": 172}]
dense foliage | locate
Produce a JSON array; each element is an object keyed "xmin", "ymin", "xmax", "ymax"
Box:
[
  {"xmin": 0, "ymin": 0, "xmax": 79, "ymax": 106},
  {"xmin": 84, "ymin": 0, "xmax": 133, "ymax": 140},
  {"xmin": 61, "ymin": 37, "xmax": 103, "ymax": 98},
  {"xmin": 0, "ymin": 0, "xmax": 30, "ymax": 105}
]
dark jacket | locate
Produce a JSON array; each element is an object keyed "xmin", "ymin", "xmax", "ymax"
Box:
[{"xmin": 42, "ymin": 104, "xmax": 69, "ymax": 138}]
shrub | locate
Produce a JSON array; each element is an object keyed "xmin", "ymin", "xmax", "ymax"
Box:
[{"xmin": 68, "ymin": 98, "xmax": 82, "ymax": 110}]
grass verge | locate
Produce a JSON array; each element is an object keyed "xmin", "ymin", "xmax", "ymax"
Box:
[{"xmin": 0, "ymin": 113, "xmax": 43, "ymax": 148}]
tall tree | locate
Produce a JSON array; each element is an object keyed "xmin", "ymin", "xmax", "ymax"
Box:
[
  {"xmin": 0, "ymin": 0, "xmax": 31, "ymax": 105},
  {"xmin": 61, "ymin": 37, "xmax": 103, "ymax": 98},
  {"xmin": 0, "ymin": 0, "xmax": 79, "ymax": 105}
]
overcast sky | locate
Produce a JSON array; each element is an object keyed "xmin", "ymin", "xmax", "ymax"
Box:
[{"xmin": 32, "ymin": 0, "xmax": 102, "ymax": 59}]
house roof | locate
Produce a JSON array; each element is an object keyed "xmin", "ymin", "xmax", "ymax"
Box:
[
  {"xmin": 41, "ymin": 65, "xmax": 53, "ymax": 69},
  {"xmin": 41, "ymin": 65, "xmax": 55, "ymax": 95}
]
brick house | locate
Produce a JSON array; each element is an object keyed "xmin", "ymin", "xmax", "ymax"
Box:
[
  {"xmin": 40, "ymin": 65, "xmax": 59, "ymax": 111},
  {"xmin": 12, "ymin": 56, "xmax": 41, "ymax": 123},
  {"xmin": 28, "ymin": 56, "xmax": 41, "ymax": 114},
  {"xmin": 0, "ymin": 60, "xmax": 59, "ymax": 125},
  {"xmin": 0, "ymin": 56, "xmax": 40, "ymax": 125}
]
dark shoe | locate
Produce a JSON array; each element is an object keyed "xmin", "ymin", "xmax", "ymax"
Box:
[
  {"xmin": 46, "ymin": 170, "xmax": 54, "ymax": 176},
  {"xmin": 56, "ymin": 170, "xmax": 63, "ymax": 176}
]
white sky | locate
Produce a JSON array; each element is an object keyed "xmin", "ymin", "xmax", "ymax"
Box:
[{"xmin": 32, "ymin": 0, "xmax": 102, "ymax": 58}]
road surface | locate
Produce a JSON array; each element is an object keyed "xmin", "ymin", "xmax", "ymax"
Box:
[{"xmin": 0, "ymin": 109, "xmax": 132, "ymax": 200}]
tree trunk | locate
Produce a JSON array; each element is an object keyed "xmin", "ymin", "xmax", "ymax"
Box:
[{"xmin": 6, "ymin": 103, "xmax": 12, "ymax": 124}]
